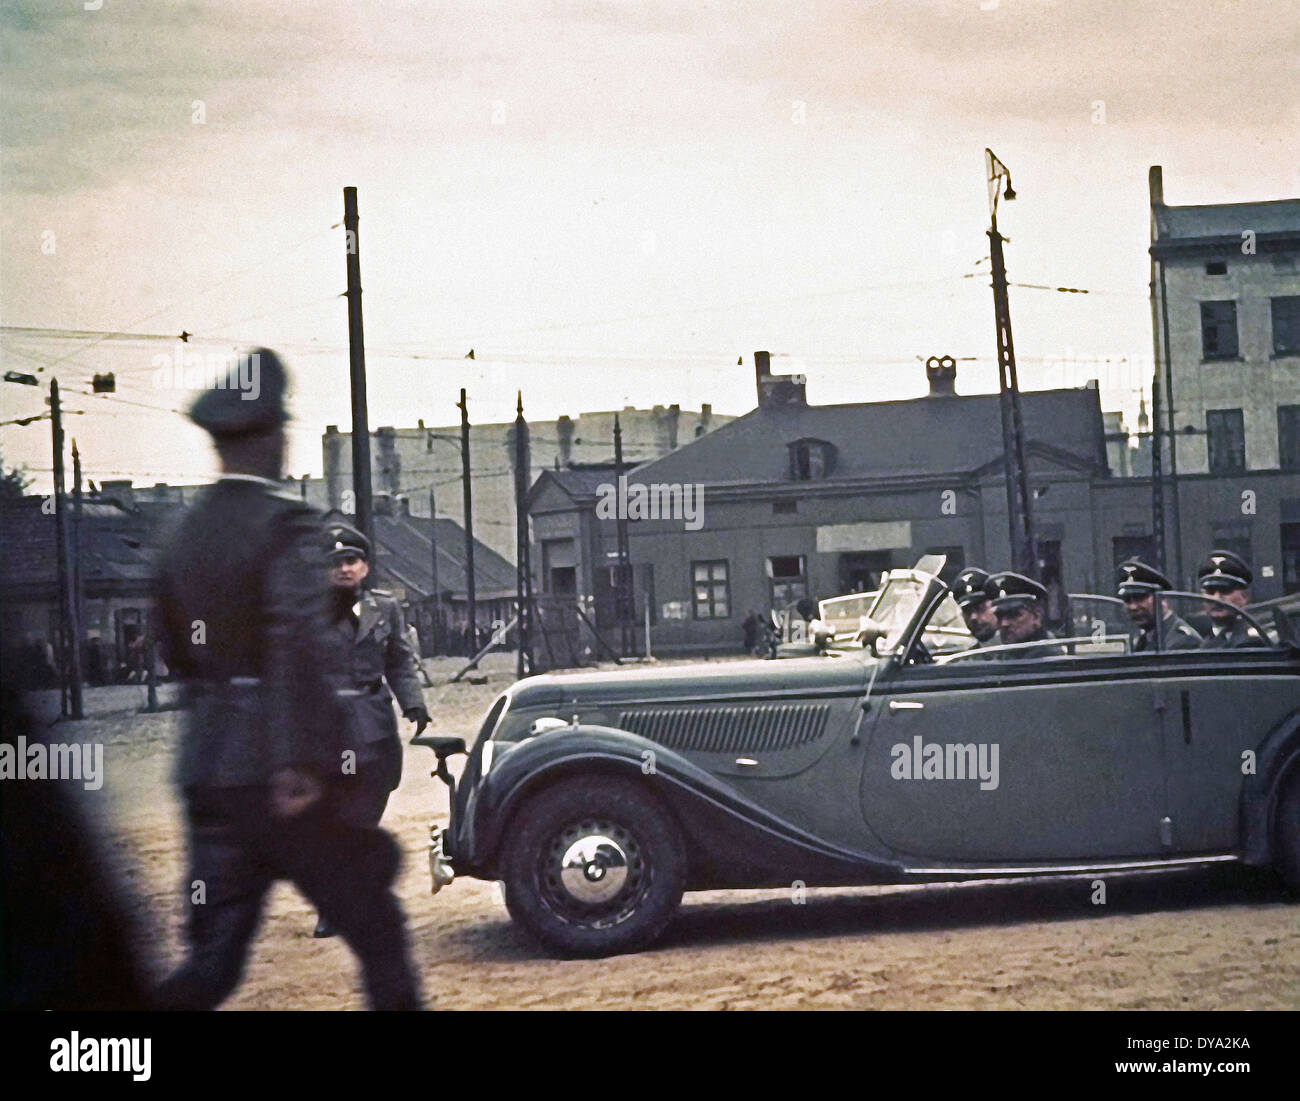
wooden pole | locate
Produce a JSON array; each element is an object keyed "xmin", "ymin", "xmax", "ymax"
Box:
[
  {"xmin": 429, "ymin": 484, "xmax": 441, "ymax": 654},
  {"xmin": 51, "ymin": 380, "xmax": 83, "ymax": 718},
  {"xmin": 458, "ymin": 388, "xmax": 476, "ymax": 647},
  {"xmin": 343, "ymin": 186, "xmax": 374, "ymax": 552}
]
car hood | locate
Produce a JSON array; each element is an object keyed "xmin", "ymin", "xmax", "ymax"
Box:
[{"xmin": 509, "ymin": 654, "xmax": 873, "ymax": 711}]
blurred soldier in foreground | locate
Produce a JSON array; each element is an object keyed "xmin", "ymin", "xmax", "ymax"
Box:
[
  {"xmin": 1117, "ymin": 558, "xmax": 1202, "ymax": 652},
  {"xmin": 154, "ymin": 348, "xmax": 421, "ymax": 1010},
  {"xmin": 951, "ymin": 567, "xmax": 998, "ymax": 647},
  {"xmin": 314, "ymin": 522, "xmax": 429, "ymax": 938},
  {"xmin": 1196, "ymin": 550, "xmax": 1269, "ymax": 650},
  {"xmin": 987, "ymin": 571, "xmax": 1068, "ymax": 659}
]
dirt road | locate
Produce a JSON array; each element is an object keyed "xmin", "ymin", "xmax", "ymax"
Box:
[{"xmin": 31, "ymin": 658, "xmax": 1300, "ymax": 1010}]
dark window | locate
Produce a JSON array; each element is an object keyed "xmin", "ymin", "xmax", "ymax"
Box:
[
  {"xmin": 767, "ymin": 555, "xmax": 807, "ymax": 607},
  {"xmin": 692, "ymin": 560, "xmax": 730, "ymax": 619},
  {"xmin": 1112, "ymin": 535, "xmax": 1156, "ymax": 574},
  {"xmin": 787, "ymin": 439, "xmax": 833, "ymax": 480},
  {"xmin": 1272, "ymin": 296, "xmax": 1300, "ymax": 356},
  {"xmin": 1205, "ymin": 260, "xmax": 1228, "ymax": 275},
  {"xmin": 772, "ymin": 499, "xmax": 797, "ymax": 515},
  {"xmin": 1211, "ymin": 523, "xmax": 1252, "ymax": 570},
  {"xmin": 1280, "ymin": 406, "xmax": 1300, "ymax": 471},
  {"xmin": 1200, "ymin": 301, "xmax": 1239, "ymax": 359},
  {"xmin": 838, "ymin": 551, "xmax": 892, "ymax": 594},
  {"xmin": 1207, "ymin": 409, "xmax": 1246, "ymax": 473},
  {"xmin": 1282, "ymin": 523, "xmax": 1300, "ymax": 595}
]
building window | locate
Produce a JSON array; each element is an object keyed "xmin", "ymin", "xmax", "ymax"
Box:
[
  {"xmin": 1205, "ymin": 260, "xmax": 1228, "ymax": 276},
  {"xmin": 1280, "ymin": 406, "xmax": 1300, "ymax": 471},
  {"xmin": 767, "ymin": 555, "xmax": 808, "ymax": 608},
  {"xmin": 772, "ymin": 499, "xmax": 797, "ymax": 515},
  {"xmin": 1206, "ymin": 408, "xmax": 1246, "ymax": 474},
  {"xmin": 787, "ymin": 438, "xmax": 834, "ymax": 481},
  {"xmin": 1282, "ymin": 524, "xmax": 1300, "ymax": 595},
  {"xmin": 1273, "ymin": 296, "xmax": 1300, "ymax": 356},
  {"xmin": 1200, "ymin": 300, "xmax": 1239, "ymax": 359},
  {"xmin": 691, "ymin": 560, "xmax": 730, "ymax": 619},
  {"xmin": 1210, "ymin": 523, "xmax": 1251, "ymax": 571}
]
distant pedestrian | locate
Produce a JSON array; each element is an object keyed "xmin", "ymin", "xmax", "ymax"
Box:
[
  {"xmin": 742, "ymin": 611, "xmax": 761, "ymax": 654},
  {"xmin": 153, "ymin": 348, "xmax": 421, "ymax": 1011}
]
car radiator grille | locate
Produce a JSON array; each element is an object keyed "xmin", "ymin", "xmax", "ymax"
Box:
[{"xmin": 616, "ymin": 702, "xmax": 830, "ymax": 754}]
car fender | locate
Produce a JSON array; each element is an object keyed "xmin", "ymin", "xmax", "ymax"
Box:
[
  {"xmin": 465, "ymin": 724, "xmax": 901, "ymax": 888},
  {"xmin": 1240, "ymin": 708, "xmax": 1300, "ymax": 865}
]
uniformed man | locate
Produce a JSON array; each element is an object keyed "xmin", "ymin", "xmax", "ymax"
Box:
[
  {"xmin": 313, "ymin": 523, "xmax": 430, "ymax": 937},
  {"xmin": 986, "ymin": 571, "xmax": 1068, "ymax": 659},
  {"xmin": 1196, "ymin": 549, "xmax": 1270, "ymax": 650},
  {"xmin": 951, "ymin": 567, "xmax": 998, "ymax": 648},
  {"xmin": 1116, "ymin": 558, "xmax": 1202, "ymax": 652},
  {"xmin": 153, "ymin": 348, "xmax": 421, "ymax": 1010}
]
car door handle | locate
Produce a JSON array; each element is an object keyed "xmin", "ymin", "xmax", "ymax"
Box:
[{"xmin": 888, "ymin": 700, "xmax": 924, "ymax": 712}]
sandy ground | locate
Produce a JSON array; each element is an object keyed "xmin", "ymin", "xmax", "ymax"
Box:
[{"xmin": 24, "ymin": 655, "xmax": 1300, "ymax": 1011}]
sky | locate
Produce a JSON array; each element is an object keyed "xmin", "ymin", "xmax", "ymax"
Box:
[{"xmin": 2, "ymin": 0, "xmax": 1298, "ymax": 491}]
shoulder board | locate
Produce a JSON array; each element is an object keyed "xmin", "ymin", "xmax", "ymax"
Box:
[{"xmin": 370, "ymin": 588, "xmax": 394, "ymax": 598}]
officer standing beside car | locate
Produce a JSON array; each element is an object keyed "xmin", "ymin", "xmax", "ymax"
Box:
[
  {"xmin": 154, "ymin": 349, "xmax": 421, "ymax": 1010},
  {"xmin": 1116, "ymin": 558, "xmax": 1202, "ymax": 652},
  {"xmin": 1196, "ymin": 549, "xmax": 1270, "ymax": 650},
  {"xmin": 314, "ymin": 522, "xmax": 431, "ymax": 937}
]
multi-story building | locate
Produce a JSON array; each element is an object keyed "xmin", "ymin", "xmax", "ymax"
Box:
[
  {"xmin": 1149, "ymin": 166, "xmax": 1300, "ymax": 473},
  {"xmin": 323, "ymin": 404, "xmax": 729, "ymax": 562}
]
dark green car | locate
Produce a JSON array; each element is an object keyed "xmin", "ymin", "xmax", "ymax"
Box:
[{"xmin": 416, "ymin": 557, "xmax": 1300, "ymax": 957}]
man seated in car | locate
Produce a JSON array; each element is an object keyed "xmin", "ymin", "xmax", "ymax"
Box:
[
  {"xmin": 1117, "ymin": 558, "xmax": 1202, "ymax": 652},
  {"xmin": 951, "ymin": 566, "xmax": 999, "ymax": 649},
  {"xmin": 987, "ymin": 571, "xmax": 1068, "ymax": 659},
  {"xmin": 1196, "ymin": 550, "xmax": 1270, "ymax": 650}
]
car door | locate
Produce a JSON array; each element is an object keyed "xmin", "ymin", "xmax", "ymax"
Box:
[
  {"xmin": 1156, "ymin": 650, "xmax": 1300, "ymax": 853},
  {"xmin": 858, "ymin": 655, "xmax": 1168, "ymax": 863}
]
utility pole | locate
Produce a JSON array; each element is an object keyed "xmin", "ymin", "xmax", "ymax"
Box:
[
  {"xmin": 513, "ymin": 392, "xmax": 532, "ymax": 678},
  {"xmin": 613, "ymin": 414, "xmax": 633, "ymax": 657},
  {"xmin": 72, "ymin": 439, "xmax": 85, "ymax": 649},
  {"xmin": 1157, "ymin": 261, "xmax": 1184, "ymax": 586},
  {"xmin": 984, "ymin": 149, "xmax": 1037, "ymax": 577},
  {"xmin": 429, "ymin": 484, "xmax": 441, "ymax": 655},
  {"xmin": 1147, "ymin": 272, "xmax": 1167, "ymax": 572},
  {"xmin": 50, "ymin": 379, "xmax": 83, "ymax": 719},
  {"xmin": 343, "ymin": 186, "xmax": 374, "ymax": 552},
  {"xmin": 458, "ymin": 388, "xmax": 476, "ymax": 648}
]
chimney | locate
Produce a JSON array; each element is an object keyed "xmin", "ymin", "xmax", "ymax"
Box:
[
  {"xmin": 925, "ymin": 355, "xmax": 957, "ymax": 397},
  {"xmin": 101, "ymin": 479, "xmax": 134, "ymax": 510},
  {"xmin": 755, "ymin": 351, "xmax": 807, "ymax": 409},
  {"xmin": 1148, "ymin": 165, "xmax": 1164, "ymax": 207},
  {"xmin": 556, "ymin": 415, "xmax": 575, "ymax": 467}
]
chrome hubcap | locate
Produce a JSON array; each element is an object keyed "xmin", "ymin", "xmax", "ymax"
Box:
[{"xmin": 558, "ymin": 834, "xmax": 629, "ymax": 904}]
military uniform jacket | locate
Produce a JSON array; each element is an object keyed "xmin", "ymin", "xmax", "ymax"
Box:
[
  {"xmin": 1198, "ymin": 617, "xmax": 1270, "ymax": 650},
  {"xmin": 157, "ymin": 478, "xmax": 345, "ymax": 788},
  {"xmin": 330, "ymin": 591, "xmax": 425, "ymax": 750},
  {"xmin": 1132, "ymin": 611, "xmax": 1202, "ymax": 652}
]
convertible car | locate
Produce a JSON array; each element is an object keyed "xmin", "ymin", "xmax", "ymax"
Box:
[{"xmin": 415, "ymin": 556, "xmax": 1300, "ymax": 957}]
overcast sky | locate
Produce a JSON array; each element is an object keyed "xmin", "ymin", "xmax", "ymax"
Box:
[{"xmin": 2, "ymin": 0, "xmax": 1297, "ymax": 490}]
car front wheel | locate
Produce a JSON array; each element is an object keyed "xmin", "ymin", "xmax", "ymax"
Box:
[
  {"xmin": 1274, "ymin": 762, "xmax": 1300, "ymax": 894},
  {"xmin": 502, "ymin": 776, "xmax": 685, "ymax": 957}
]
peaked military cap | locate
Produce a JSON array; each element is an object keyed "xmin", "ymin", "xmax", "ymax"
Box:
[
  {"xmin": 951, "ymin": 567, "xmax": 992, "ymax": 607},
  {"xmin": 1197, "ymin": 549, "xmax": 1252, "ymax": 592},
  {"xmin": 325, "ymin": 522, "xmax": 370, "ymax": 561},
  {"xmin": 188, "ymin": 347, "xmax": 290, "ymax": 439},
  {"xmin": 1117, "ymin": 558, "xmax": 1172, "ymax": 596},
  {"xmin": 987, "ymin": 570, "xmax": 1047, "ymax": 610}
]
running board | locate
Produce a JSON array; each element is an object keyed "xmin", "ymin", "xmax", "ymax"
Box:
[{"xmin": 902, "ymin": 853, "xmax": 1239, "ymax": 877}]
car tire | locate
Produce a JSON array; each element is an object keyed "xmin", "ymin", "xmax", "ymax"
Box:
[
  {"xmin": 1273, "ymin": 762, "xmax": 1300, "ymax": 895},
  {"xmin": 502, "ymin": 776, "xmax": 686, "ymax": 957}
]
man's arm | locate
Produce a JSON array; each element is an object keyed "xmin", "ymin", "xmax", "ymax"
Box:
[{"xmin": 384, "ymin": 602, "xmax": 428, "ymax": 727}]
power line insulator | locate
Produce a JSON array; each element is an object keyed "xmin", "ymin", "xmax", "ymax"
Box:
[{"xmin": 92, "ymin": 373, "xmax": 116, "ymax": 393}]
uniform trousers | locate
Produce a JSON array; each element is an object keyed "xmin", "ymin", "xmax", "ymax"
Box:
[{"xmin": 155, "ymin": 784, "xmax": 421, "ymax": 1011}]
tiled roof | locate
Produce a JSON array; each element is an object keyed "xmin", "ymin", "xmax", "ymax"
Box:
[
  {"xmin": 0, "ymin": 496, "xmax": 162, "ymax": 589},
  {"xmin": 620, "ymin": 387, "xmax": 1108, "ymax": 488}
]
